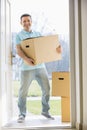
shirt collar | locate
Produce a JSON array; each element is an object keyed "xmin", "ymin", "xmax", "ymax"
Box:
[{"xmin": 22, "ymin": 29, "xmax": 33, "ymax": 33}]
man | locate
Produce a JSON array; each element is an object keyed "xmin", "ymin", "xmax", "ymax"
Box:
[{"xmin": 15, "ymin": 13, "xmax": 61, "ymax": 123}]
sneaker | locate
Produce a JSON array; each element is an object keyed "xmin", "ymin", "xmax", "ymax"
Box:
[
  {"xmin": 41, "ymin": 112, "xmax": 54, "ymax": 120},
  {"xmin": 17, "ymin": 115, "xmax": 25, "ymax": 123}
]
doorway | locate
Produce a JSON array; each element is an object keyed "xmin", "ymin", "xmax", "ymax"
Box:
[{"xmin": 3, "ymin": 0, "xmax": 75, "ymax": 129}]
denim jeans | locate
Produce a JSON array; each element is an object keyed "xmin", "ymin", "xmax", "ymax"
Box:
[{"xmin": 18, "ymin": 68, "xmax": 50, "ymax": 117}]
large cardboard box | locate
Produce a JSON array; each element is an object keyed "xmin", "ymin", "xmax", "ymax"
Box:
[
  {"xmin": 20, "ymin": 35, "xmax": 61, "ymax": 65},
  {"xmin": 52, "ymin": 72, "xmax": 70, "ymax": 97},
  {"xmin": 61, "ymin": 97, "xmax": 70, "ymax": 122}
]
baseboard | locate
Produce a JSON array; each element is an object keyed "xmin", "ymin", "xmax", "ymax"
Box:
[{"xmin": 76, "ymin": 122, "xmax": 82, "ymax": 130}]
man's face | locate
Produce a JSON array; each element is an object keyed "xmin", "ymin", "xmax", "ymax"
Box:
[{"xmin": 20, "ymin": 16, "xmax": 32, "ymax": 31}]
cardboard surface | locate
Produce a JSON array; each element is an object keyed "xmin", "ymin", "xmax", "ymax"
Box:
[
  {"xmin": 52, "ymin": 72, "xmax": 70, "ymax": 97},
  {"xmin": 61, "ymin": 97, "xmax": 70, "ymax": 122},
  {"xmin": 20, "ymin": 35, "xmax": 61, "ymax": 65}
]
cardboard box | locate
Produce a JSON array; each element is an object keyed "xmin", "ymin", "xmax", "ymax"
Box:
[
  {"xmin": 61, "ymin": 97, "xmax": 70, "ymax": 122},
  {"xmin": 20, "ymin": 35, "xmax": 61, "ymax": 65},
  {"xmin": 52, "ymin": 72, "xmax": 70, "ymax": 97}
]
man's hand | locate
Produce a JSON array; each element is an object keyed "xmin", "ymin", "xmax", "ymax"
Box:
[
  {"xmin": 16, "ymin": 44, "xmax": 35, "ymax": 66},
  {"xmin": 56, "ymin": 45, "xmax": 62, "ymax": 54},
  {"xmin": 24, "ymin": 57, "xmax": 35, "ymax": 66}
]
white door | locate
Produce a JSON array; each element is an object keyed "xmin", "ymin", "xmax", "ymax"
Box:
[{"xmin": 0, "ymin": 0, "xmax": 12, "ymax": 126}]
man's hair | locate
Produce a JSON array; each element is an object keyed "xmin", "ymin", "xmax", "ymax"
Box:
[{"xmin": 20, "ymin": 14, "xmax": 32, "ymax": 21}]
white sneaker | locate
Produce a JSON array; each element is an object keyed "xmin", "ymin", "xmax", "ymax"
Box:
[{"xmin": 17, "ymin": 115, "xmax": 25, "ymax": 123}]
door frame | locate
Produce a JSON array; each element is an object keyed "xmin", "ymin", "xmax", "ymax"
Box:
[
  {"xmin": 0, "ymin": 0, "xmax": 81, "ymax": 129},
  {"xmin": 69, "ymin": 0, "xmax": 76, "ymax": 127},
  {"xmin": 0, "ymin": 0, "xmax": 12, "ymax": 127},
  {"xmin": 69, "ymin": 0, "xmax": 83, "ymax": 128}
]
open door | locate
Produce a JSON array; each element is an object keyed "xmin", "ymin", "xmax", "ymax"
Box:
[{"xmin": 0, "ymin": 0, "xmax": 12, "ymax": 127}]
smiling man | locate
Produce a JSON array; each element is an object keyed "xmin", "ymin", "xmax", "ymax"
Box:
[{"xmin": 15, "ymin": 13, "xmax": 62, "ymax": 123}]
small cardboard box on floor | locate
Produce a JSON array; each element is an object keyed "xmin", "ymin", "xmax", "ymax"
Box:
[
  {"xmin": 20, "ymin": 35, "xmax": 61, "ymax": 65},
  {"xmin": 52, "ymin": 72, "xmax": 70, "ymax": 97},
  {"xmin": 52, "ymin": 72, "xmax": 70, "ymax": 122}
]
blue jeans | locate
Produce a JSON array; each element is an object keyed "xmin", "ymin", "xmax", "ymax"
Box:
[{"xmin": 18, "ymin": 68, "xmax": 50, "ymax": 117}]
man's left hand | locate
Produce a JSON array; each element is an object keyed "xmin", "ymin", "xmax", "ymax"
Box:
[{"xmin": 56, "ymin": 45, "xmax": 62, "ymax": 54}]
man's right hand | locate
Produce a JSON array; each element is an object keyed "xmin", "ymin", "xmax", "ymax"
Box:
[{"xmin": 16, "ymin": 45, "xmax": 35, "ymax": 66}]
